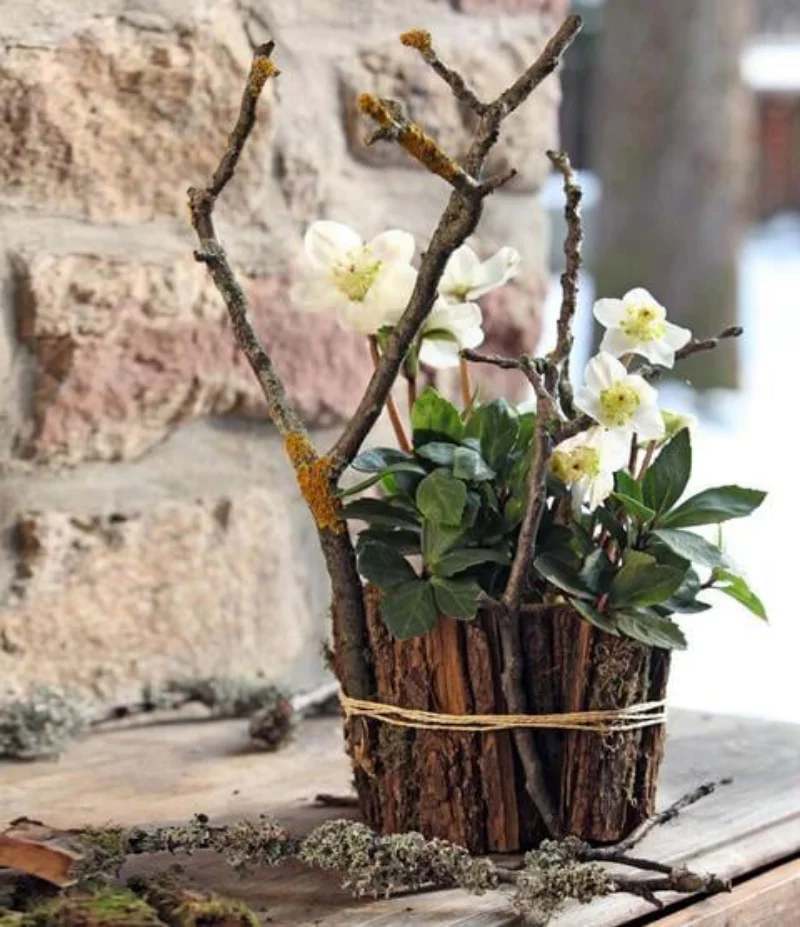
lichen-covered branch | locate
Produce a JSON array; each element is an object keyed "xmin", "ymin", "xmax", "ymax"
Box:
[
  {"xmin": 330, "ymin": 15, "xmax": 582, "ymax": 474},
  {"xmin": 55, "ymin": 792, "xmax": 728, "ymax": 924},
  {"xmin": 545, "ymin": 149, "xmax": 583, "ymax": 418},
  {"xmin": 400, "ymin": 29, "xmax": 487, "ymax": 114}
]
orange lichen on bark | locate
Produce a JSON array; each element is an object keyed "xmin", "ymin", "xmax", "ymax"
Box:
[
  {"xmin": 284, "ymin": 432, "xmax": 344, "ymax": 533},
  {"xmin": 248, "ymin": 56, "xmax": 280, "ymax": 94},
  {"xmin": 400, "ymin": 29, "xmax": 432, "ymax": 51},
  {"xmin": 357, "ymin": 93, "xmax": 463, "ymax": 184}
]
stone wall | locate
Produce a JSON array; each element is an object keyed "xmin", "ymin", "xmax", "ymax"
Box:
[{"xmin": 0, "ymin": 0, "xmax": 566, "ymax": 702}]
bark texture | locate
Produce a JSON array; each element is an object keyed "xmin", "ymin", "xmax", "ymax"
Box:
[
  {"xmin": 352, "ymin": 589, "xmax": 670, "ymax": 853},
  {"xmin": 590, "ymin": 0, "xmax": 754, "ymax": 389}
]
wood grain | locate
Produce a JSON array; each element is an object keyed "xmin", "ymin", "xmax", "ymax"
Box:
[{"xmin": 2, "ymin": 709, "xmax": 799, "ymax": 925}]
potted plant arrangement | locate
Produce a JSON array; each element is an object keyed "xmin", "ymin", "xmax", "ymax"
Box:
[{"xmin": 188, "ymin": 14, "xmax": 765, "ymax": 856}]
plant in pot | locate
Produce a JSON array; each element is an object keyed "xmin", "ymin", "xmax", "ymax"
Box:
[{"xmin": 188, "ymin": 15, "xmax": 765, "ymax": 855}]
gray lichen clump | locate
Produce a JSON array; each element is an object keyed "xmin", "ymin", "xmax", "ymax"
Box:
[
  {"xmin": 165, "ymin": 676, "xmax": 290, "ymax": 720},
  {"xmin": 0, "ymin": 686, "xmax": 89, "ymax": 760},
  {"xmin": 513, "ymin": 837, "xmax": 612, "ymax": 920},
  {"xmin": 298, "ymin": 820, "xmax": 497, "ymax": 898}
]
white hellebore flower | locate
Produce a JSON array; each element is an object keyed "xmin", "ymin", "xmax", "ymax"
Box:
[
  {"xmin": 292, "ymin": 220, "xmax": 417, "ymax": 334},
  {"xmin": 438, "ymin": 244, "xmax": 521, "ymax": 304},
  {"xmin": 550, "ymin": 426, "xmax": 630, "ymax": 513},
  {"xmin": 593, "ymin": 287, "xmax": 691, "ymax": 367},
  {"xmin": 575, "ymin": 352, "xmax": 665, "ymax": 440},
  {"xmin": 419, "ymin": 300, "xmax": 485, "ymax": 369}
]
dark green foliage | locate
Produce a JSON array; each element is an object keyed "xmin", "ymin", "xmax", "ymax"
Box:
[{"xmin": 344, "ymin": 398, "xmax": 766, "ymax": 646}]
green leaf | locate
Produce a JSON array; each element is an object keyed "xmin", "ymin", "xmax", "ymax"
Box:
[
  {"xmin": 340, "ymin": 462, "xmax": 427, "ymax": 498},
  {"xmin": 616, "ymin": 470, "xmax": 643, "ymax": 503},
  {"xmin": 594, "ymin": 505, "xmax": 628, "ymax": 547},
  {"xmin": 464, "ymin": 399, "xmax": 520, "ymax": 472},
  {"xmin": 712, "ymin": 569, "xmax": 768, "ymax": 620},
  {"xmin": 610, "ymin": 550, "xmax": 687, "ymax": 607},
  {"xmin": 661, "ymin": 568, "xmax": 712, "ymax": 614},
  {"xmin": 416, "ymin": 470, "xmax": 467, "ymax": 526},
  {"xmin": 572, "ymin": 599, "xmax": 619, "ymax": 634},
  {"xmin": 643, "ymin": 428, "xmax": 692, "ymax": 515},
  {"xmin": 534, "ymin": 552, "xmax": 594, "ymax": 600},
  {"xmin": 422, "ymin": 521, "xmax": 465, "ymax": 565},
  {"xmin": 612, "ymin": 492, "xmax": 657, "ymax": 525},
  {"xmin": 431, "ymin": 576, "xmax": 482, "ymax": 619},
  {"xmin": 343, "ymin": 498, "xmax": 421, "ymax": 529},
  {"xmin": 579, "ymin": 549, "xmax": 614, "ymax": 594},
  {"xmin": 357, "ymin": 542, "xmax": 417, "ymax": 588},
  {"xmin": 416, "ymin": 442, "xmax": 457, "ymax": 467},
  {"xmin": 652, "ymin": 529, "xmax": 730, "ymax": 570},
  {"xmin": 452, "ymin": 446, "xmax": 496, "ymax": 482},
  {"xmin": 356, "ymin": 528, "xmax": 421, "ymax": 556},
  {"xmin": 616, "ymin": 609, "xmax": 688, "ymax": 650},
  {"xmin": 516, "ymin": 411, "xmax": 536, "ymax": 451},
  {"xmin": 412, "ymin": 388, "xmax": 463, "ymax": 446},
  {"xmin": 381, "ymin": 580, "xmax": 439, "ymax": 640},
  {"xmin": 660, "ymin": 486, "xmax": 767, "ymax": 529},
  {"xmin": 434, "ymin": 547, "xmax": 511, "ymax": 578},
  {"xmin": 351, "ymin": 447, "xmax": 417, "ymax": 472}
]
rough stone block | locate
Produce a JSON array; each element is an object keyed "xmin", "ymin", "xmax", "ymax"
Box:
[
  {"xmin": 13, "ymin": 252, "xmax": 372, "ymax": 463},
  {"xmin": 0, "ymin": 10, "xmax": 273, "ymax": 222},
  {"xmin": 0, "ymin": 481, "xmax": 330, "ymax": 701}
]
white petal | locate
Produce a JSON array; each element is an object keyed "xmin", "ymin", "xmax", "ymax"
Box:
[
  {"xmin": 304, "ymin": 221, "xmax": 361, "ymax": 269},
  {"xmin": 624, "ymin": 287, "xmax": 664, "ymax": 315},
  {"xmin": 626, "ymin": 374, "xmax": 658, "ymax": 407},
  {"xmin": 593, "ymin": 298, "xmax": 626, "ymax": 328},
  {"xmin": 426, "ymin": 301, "xmax": 483, "ymax": 342},
  {"xmin": 632, "ymin": 403, "xmax": 666, "ymax": 440},
  {"xmin": 570, "ymin": 482, "xmax": 588, "ymax": 515},
  {"xmin": 419, "ymin": 337, "xmax": 461, "ymax": 369},
  {"xmin": 341, "ymin": 299, "xmax": 391, "ymax": 334},
  {"xmin": 587, "ymin": 470, "xmax": 615, "ymax": 511},
  {"xmin": 465, "ymin": 246, "xmax": 521, "ymax": 299},
  {"xmin": 584, "ymin": 352, "xmax": 627, "ymax": 393},
  {"xmin": 368, "ymin": 229, "xmax": 416, "ymax": 265},
  {"xmin": 662, "ymin": 321, "xmax": 692, "ymax": 350},
  {"xmin": 637, "ymin": 338, "xmax": 676, "ymax": 367},
  {"xmin": 573, "ymin": 387, "xmax": 604, "ymax": 425},
  {"xmin": 365, "ymin": 262, "xmax": 418, "ymax": 318},
  {"xmin": 598, "ymin": 428, "xmax": 631, "ymax": 470},
  {"xmin": 291, "ymin": 271, "xmax": 347, "ymax": 314},
  {"xmin": 438, "ymin": 245, "xmax": 480, "ymax": 299},
  {"xmin": 599, "ymin": 327, "xmax": 636, "ymax": 358}
]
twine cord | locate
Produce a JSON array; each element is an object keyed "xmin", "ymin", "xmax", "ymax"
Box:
[{"xmin": 339, "ymin": 693, "xmax": 667, "ymax": 734}]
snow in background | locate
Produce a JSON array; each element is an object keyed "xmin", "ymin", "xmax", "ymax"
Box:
[{"xmin": 539, "ymin": 185, "xmax": 800, "ymax": 724}]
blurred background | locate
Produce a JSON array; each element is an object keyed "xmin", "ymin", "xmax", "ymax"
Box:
[
  {"xmin": 0, "ymin": 0, "xmax": 797, "ymax": 722},
  {"xmin": 541, "ymin": 0, "xmax": 800, "ymax": 721}
]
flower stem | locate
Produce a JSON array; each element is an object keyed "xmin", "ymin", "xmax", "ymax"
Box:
[
  {"xmin": 368, "ymin": 336, "xmax": 412, "ymax": 453},
  {"xmin": 637, "ymin": 440, "xmax": 657, "ymax": 480},
  {"xmin": 459, "ymin": 356, "xmax": 473, "ymax": 412},
  {"xmin": 406, "ymin": 373, "xmax": 418, "ymax": 416}
]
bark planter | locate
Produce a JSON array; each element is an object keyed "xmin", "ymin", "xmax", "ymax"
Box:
[{"xmin": 350, "ymin": 588, "xmax": 670, "ymax": 854}]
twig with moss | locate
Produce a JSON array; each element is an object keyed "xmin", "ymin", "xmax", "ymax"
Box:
[{"xmin": 58, "ymin": 781, "xmax": 729, "ymax": 923}]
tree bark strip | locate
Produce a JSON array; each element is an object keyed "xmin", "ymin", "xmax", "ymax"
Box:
[{"xmin": 354, "ymin": 591, "xmax": 671, "ymax": 852}]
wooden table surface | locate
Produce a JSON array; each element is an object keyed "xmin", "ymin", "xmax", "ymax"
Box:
[{"xmin": 2, "ymin": 708, "xmax": 799, "ymax": 925}]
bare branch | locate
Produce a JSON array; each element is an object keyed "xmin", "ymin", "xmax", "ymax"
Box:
[
  {"xmin": 359, "ymin": 94, "xmax": 480, "ymax": 194},
  {"xmin": 400, "ymin": 29, "xmax": 487, "ymax": 114},
  {"xmin": 331, "ymin": 15, "xmax": 583, "ymax": 473},
  {"xmin": 187, "ymin": 43, "xmax": 372, "ymax": 702},
  {"xmin": 545, "ymin": 149, "xmax": 583, "ymax": 418},
  {"xmin": 494, "ymin": 15, "xmax": 583, "ymax": 118},
  {"xmin": 594, "ymin": 778, "xmax": 733, "ymax": 857},
  {"xmin": 640, "ymin": 327, "xmax": 743, "ymax": 382}
]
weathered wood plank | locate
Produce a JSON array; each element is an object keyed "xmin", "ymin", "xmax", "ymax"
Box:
[
  {"xmin": 3, "ymin": 710, "xmax": 799, "ymax": 925},
  {"xmin": 656, "ymin": 858, "xmax": 800, "ymax": 926}
]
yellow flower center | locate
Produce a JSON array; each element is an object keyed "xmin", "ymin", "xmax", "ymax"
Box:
[
  {"xmin": 599, "ymin": 383, "xmax": 641, "ymax": 426},
  {"xmin": 620, "ymin": 304, "xmax": 666, "ymax": 342},
  {"xmin": 550, "ymin": 446, "xmax": 601, "ymax": 484},
  {"xmin": 331, "ymin": 249, "xmax": 382, "ymax": 302}
]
